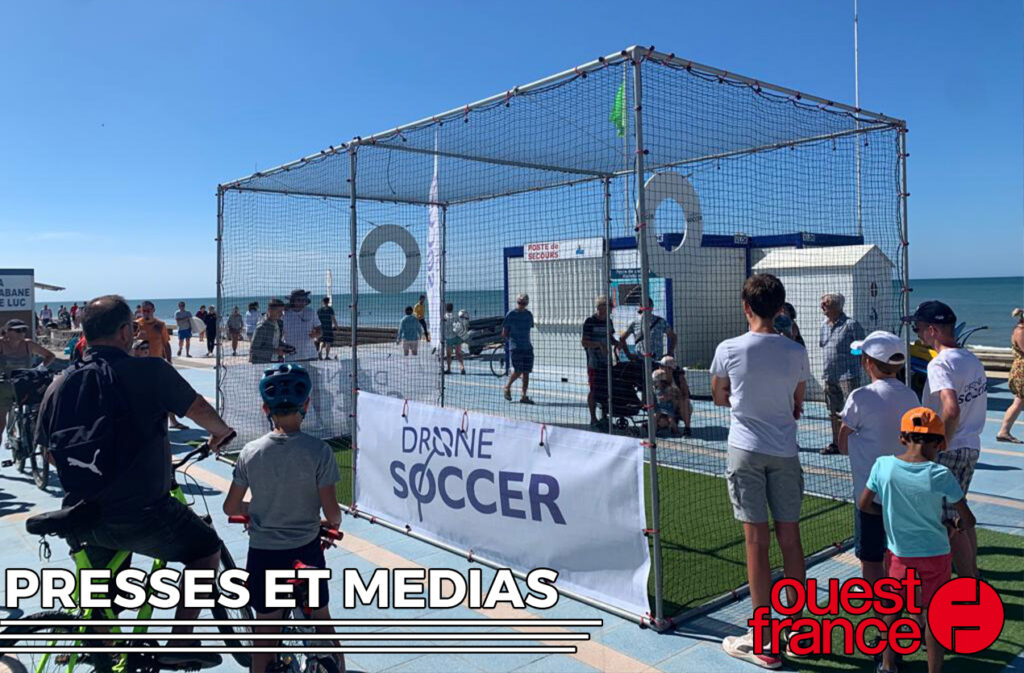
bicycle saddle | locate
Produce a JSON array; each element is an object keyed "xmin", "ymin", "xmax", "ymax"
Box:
[{"xmin": 26, "ymin": 500, "xmax": 100, "ymax": 537}]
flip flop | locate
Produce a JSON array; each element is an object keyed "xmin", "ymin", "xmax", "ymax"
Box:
[{"xmin": 996, "ymin": 434, "xmax": 1023, "ymax": 444}]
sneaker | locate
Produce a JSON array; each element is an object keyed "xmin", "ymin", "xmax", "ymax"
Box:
[
  {"xmin": 157, "ymin": 641, "xmax": 222, "ymax": 668},
  {"xmin": 722, "ymin": 632, "xmax": 782, "ymax": 670},
  {"xmin": 520, "ymin": 396, "xmax": 535, "ymax": 405}
]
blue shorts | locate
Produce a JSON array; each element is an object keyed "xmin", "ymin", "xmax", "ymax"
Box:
[
  {"xmin": 177, "ymin": 328, "xmax": 192, "ymax": 340},
  {"xmin": 854, "ymin": 508, "xmax": 887, "ymax": 562},
  {"xmin": 510, "ymin": 348, "xmax": 534, "ymax": 374}
]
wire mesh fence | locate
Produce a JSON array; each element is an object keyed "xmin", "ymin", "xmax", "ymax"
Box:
[{"xmin": 217, "ymin": 47, "xmax": 907, "ymax": 626}]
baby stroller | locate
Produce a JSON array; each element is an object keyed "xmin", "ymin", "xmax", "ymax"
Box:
[{"xmin": 594, "ymin": 359, "xmax": 648, "ymax": 434}]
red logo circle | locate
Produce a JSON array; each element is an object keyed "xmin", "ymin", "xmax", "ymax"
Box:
[{"xmin": 927, "ymin": 578, "xmax": 1004, "ymax": 654}]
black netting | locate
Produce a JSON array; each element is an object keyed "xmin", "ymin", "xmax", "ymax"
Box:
[{"xmin": 219, "ymin": 49, "xmax": 906, "ymax": 622}]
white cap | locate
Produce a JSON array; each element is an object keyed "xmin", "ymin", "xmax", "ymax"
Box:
[{"xmin": 850, "ymin": 330, "xmax": 907, "ymax": 365}]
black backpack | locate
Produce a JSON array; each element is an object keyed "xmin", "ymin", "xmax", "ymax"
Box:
[{"xmin": 40, "ymin": 354, "xmax": 132, "ymax": 502}]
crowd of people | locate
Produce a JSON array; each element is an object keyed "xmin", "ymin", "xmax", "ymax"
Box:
[{"xmin": 710, "ymin": 274, "xmax": 989, "ymax": 673}]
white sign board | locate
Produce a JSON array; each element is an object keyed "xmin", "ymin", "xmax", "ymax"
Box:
[
  {"xmin": 0, "ymin": 269, "xmax": 34, "ymax": 312},
  {"xmin": 356, "ymin": 393, "xmax": 651, "ymax": 617},
  {"xmin": 525, "ymin": 237, "xmax": 602, "ymax": 262}
]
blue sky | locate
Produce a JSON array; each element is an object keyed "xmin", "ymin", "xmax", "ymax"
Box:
[{"xmin": 2, "ymin": 1, "xmax": 1021, "ymax": 303}]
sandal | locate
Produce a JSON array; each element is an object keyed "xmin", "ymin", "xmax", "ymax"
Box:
[
  {"xmin": 820, "ymin": 443, "xmax": 841, "ymax": 455},
  {"xmin": 503, "ymin": 388, "xmax": 511, "ymax": 401},
  {"xmin": 996, "ymin": 433, "xmax": 1023, "ymax": 444},
  {"xmin": 722, "ymin": 632, "xmax": 782, "ymax": 669}
]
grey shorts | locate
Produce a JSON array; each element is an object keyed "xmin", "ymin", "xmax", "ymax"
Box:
[
  {"xmin": 725, "ymin": 447, "xmax": 804, "ymax": 523},
  {"xmin": 824, "ymin": 378, "xmax": 858, "ymax": 416},
  {"xmin": 936, "ymin": 447, "xmax": 980, "ymax": 523}
]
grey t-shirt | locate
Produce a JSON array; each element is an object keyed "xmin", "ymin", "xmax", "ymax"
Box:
[
  {"xmin": 231, "ymin": 431, "xmax": 340, "ymax": 550},
  {"xmin": 174, "ymin": 310, "xmax": 193, "ymax": 331}
]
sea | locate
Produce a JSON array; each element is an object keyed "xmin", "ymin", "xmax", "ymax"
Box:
[{"xmin": 42, "ymin": 277, "xmax": 1023, "ymax": 348}]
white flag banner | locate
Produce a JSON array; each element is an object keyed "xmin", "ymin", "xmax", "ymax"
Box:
[
  {"xmin": 426, "ymin": 129, "xmax": 442, "ymax": 345},
  {"xmin": 355, "ymin": 392, "xmax": 652, "ymax": 617}
]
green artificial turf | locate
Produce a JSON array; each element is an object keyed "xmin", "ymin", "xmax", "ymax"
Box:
[{"xmin": 649, "ymin": 463, "xmax": 852, "ymax": 616}]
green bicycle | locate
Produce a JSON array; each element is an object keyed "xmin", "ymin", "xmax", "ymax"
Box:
[{"xmin": 2, "ymin": 440, "xmax": 255, "ymax": 672}]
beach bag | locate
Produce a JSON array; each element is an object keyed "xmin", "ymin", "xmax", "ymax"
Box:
[{"xmin": 40, "ymin": 355, "xmax": 131, "ymax": 502}]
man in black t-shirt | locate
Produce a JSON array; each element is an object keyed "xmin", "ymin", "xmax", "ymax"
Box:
[
  {"xmin": 581, "ymin": 295, "xmax": 621, "ymax": 429},
  {"xmin": 36, "ymin": 295, "xmax": 235, "ymax": 663}
]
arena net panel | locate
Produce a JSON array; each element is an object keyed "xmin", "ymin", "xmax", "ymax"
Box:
[{"xmin": 218, "ymin": 46, "xmax": 908, "ymax": 626}]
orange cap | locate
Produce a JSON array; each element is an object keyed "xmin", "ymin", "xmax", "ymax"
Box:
[{"xmin": 900, "ymin": 407, "xmax": 945, "ymax": 436}]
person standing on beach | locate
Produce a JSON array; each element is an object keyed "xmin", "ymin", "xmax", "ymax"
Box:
[
  {"xmin": 282, "ymin": 290, "xmax": 318, "ymax": 363},
  {"xmin": 202, "ymin": 307, "xmax": 218, "ymax": 357},
  {"xmin": 137, "ymin": 301, "xmax": 187, "ymax": 430},
  {"xmin": 70, "ymin": 302, "xmax": 79, "ymax": 328},
  {"xmin": 711, "ymin": 274, "xmax": 809, "ymax": 668},
  {"xmin": 135, "ymin": 304, "xmax": 143, "ymax": 319},
  {"xmin": 413, "ymin": 295, "xmax": 430, "ymax": 343},
  {"xmin": 38, "ymin": 305, "xmax": 52, "ymax": 324},
  {"xmin": 245, "ymin": 302, "xmax": 261, "ymax": 342},
  {"xmin": 251, "ymin": 299, "xmax": 288, "ymax": 364},
  {"xmin": 819, "ymin": 293, "xmax": 864, "ymax": 455},
  {"xmin": 997, "ymin": 308, "xmax": 1024, "ymax": 444},
  {"xmin": 398, "ymin": 306, "xmax": 423, "ymax": 356},
  {"xmin": 226, "ymin": 307, "xmax": 244, "ymax": 357},
  {"xmin": 582, "ymin": 295, "xmax": 620, "ymax": 428},
  {"xmin": 904, "ymin": 300, "xmax": 987, "ymax": 579},
  {"xmin": 174, "ymin": 302, "xmax": 193, "ymax": 358},
  {"xmin": 502, "ymin": 293, "xmax": 535, "ymax": 405},
  {"xmin": 316, "ymin": 297, "xmax": 337, "ymax": 360}
]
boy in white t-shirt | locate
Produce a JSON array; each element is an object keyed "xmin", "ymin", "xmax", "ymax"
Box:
[
  {"xmin": 711, "ymin": 273, "xmax": 810, "ymax": 669},
  {"xmin": 838, "ymin": 331, "xmax": 919, "ymax": 588},
  {"xmin": 903, "ymin": 300, "xmax": 987, "ymax": 578}
]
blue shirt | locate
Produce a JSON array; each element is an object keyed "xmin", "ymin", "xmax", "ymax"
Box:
[
  {"xmin": 398, "ymin": 314, "xmax": 423, "ymax": 342},
  {"xmin": 502, "ymin": 308, "xmax": 534, "ymax": 351},
  {"xmin": 820, "ymin": 314, "xmax": 865, "ymax": 382},
  {"xmin": 866, "ymin": 456, "xmax": 964, "ymax": 558}
]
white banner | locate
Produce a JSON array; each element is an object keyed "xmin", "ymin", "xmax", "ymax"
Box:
[
  {"xmin": 426, "ymin": 130, "xmax": 442, "ymax": 344},
  {"xmin": 524, "ymin": 237, "xmax": 602, "ymax": 262},
  {"xmin": 355, "ymin": 393, "xmax": 651, "ymax": 617},
  {"xmin": 0, "ymin": 269, "xmax": 34, "ymax": 311}
]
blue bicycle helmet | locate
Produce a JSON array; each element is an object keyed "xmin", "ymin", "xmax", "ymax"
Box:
[{"xmin": 259, "ymin": 364, "xmax": 312, "ymax": 414}]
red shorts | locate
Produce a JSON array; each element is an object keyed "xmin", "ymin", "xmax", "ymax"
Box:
[{"xmin": 886, "ymin": 551, "xmax": 951, "ymax": 610}]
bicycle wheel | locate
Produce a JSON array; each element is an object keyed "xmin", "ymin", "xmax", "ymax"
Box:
[
  {"xmin": 1, "ymin": 610, "xmax": 114, "ymax": 673},
  {"xmin": 211, "ymin": 543, "xmax": 255, "ymax": 668},
  {"xmin": 489, "ymin": 346, "xmax": 508, "ymax": 378},
  {"xmin": 7, "ymin": 407, "xmax": 26, "ymax": 472},
  {"xmin": 29, "ymin": 441, "xmax": 49, "ymax": 490}
]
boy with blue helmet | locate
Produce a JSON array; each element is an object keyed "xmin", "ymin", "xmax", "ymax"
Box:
[{"xmin": 223, "ymin": 364, "xmax": 344, "ymax": 673}]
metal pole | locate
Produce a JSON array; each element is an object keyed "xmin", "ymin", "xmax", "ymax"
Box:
[
  {"xmin": 622, "ymin": 64, "xmax": 631, "ymax": 237},
  {"xmin": 440, "ymin": 205, "xmax": 448, "ymax": 407},
  {"xmin": 899, "ymin": 127, "xmax": 912, "ymax": 385},
  {"xmin": 603, "ymin": 178, "xmax": 615, "ymax": 434},
  {"xmin": 348, "ymin": 149, "xmax": 360, "ymax": 472},
  {"xmin": 854, "ymin": 0, "xmax": 863, "ymax": 237},
  {"xmin": 215, "ymin": 187, "xmax": 224, "ymax": 415},
  {"xmin": 631, "ymin": 49, "xmax": 665, "ymax": 627}
]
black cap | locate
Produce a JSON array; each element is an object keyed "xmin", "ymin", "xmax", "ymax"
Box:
[
  {"xmin": 902, "ymin": 300, "xmax": 957, "ymax": 326},
  {"xmin": 289, "ymin": 289, "xmax": 310, "ymax": 300}
]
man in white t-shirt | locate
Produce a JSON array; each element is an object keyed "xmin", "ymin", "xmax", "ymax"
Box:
[
  {"xmin": 904, "ymin": 300, "xmax": 987, "ymax": 578},
  {"xmin": 838, "ymin": 330, "xmax": 919, "ymax": 587},
  {"xmin": 282, "ymin": 289, "xmax": 319, "ymax": 362},
  {"xmin": 711, "ymin": 273, "xmax": 810, "ymax": 668}
]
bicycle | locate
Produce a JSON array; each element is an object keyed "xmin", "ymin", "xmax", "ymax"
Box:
[
  {"xmin": 2, "ymin": 439, "xmax": 256, "ymax": 672},
  {"xmin": 486, "ymin": 342, "xmax": 508, "ymax": 378},
  {"xmin": 227, "ymin": 514, "xmax": 344, "ymax": 673},
  {"xmin": 2, "ymin": 368, "xmax": 54, "ymax": 490}
]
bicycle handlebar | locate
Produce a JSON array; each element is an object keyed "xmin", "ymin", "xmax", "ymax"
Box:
[
  {"xmin": 171, "ymin": 431, "xmax": 237, "ymax": 470},
  {"xmin": 228, "ymin": 514, "xmax": 342, "ymax": 544}
]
